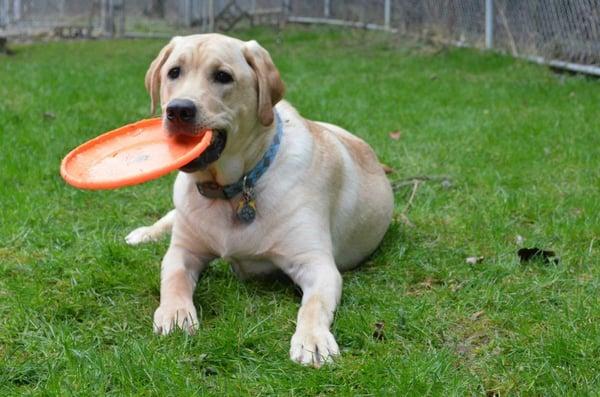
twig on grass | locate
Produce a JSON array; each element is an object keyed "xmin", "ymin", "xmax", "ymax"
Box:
[
  {"xmin": 392, "ymin": 174, "xmax": 452, "ymax": 228},
  {"xmin": 402, "ymin": 179, "xmax": 421, "ymax": 214},
  {"xmin": 391, "ymin": 175, "xmax": 452, "ymax": 191},
  {"xmin": 397, "ymin": 179, "xmax": 421, "ymax": 228},
  {"xmin": 397, "ymin": 213, "xmax": 414, "ymax": 227}
]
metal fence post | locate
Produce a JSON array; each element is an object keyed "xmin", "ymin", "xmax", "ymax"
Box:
[
  {"xmin": 208, "ymin": 0, "xmax": 214, "ymax": 32},
  {"xmin": 384, "ymin": 0, "xmax": 391, "ymax": 30},
  {"xmin": 101, "ymin": 0, "xmax": 115, "ymax": 37},
  {"xmin": 485, "ymin": 0, "xmax": 494, "ymax": 49},
  {"xmin": 282, "ymin": 0, "xmax": 290, "ymax": 20},
  {"xmin": 324, "ymin": 0, "xmax": 330, "ymax": 18},
  {"xmin": 179, "ymin": 0, "xmax": 191, "ymax": 27},
  {"xmin": 13, "ymin": 0, "xmax": 20, "ymax": 21},
  {"xmin": 0, "ymin": 0, "xmax": 8, "ymax": 28},
  {"xmin": 200, "ymin": 0, "xmax": 206, "ymax": 31}
]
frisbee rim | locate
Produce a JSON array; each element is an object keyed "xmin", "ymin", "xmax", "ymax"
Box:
[{"xmin": 60, "ymin": 118, "xmax": 212, "ymax": 190}]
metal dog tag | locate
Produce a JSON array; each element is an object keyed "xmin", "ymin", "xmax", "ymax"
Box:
[{"xmin": 236, "ymin": 178, "xmax": 256, "ymax": 223}]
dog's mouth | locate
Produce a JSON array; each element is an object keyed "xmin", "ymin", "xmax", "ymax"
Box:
[{"xmin": 178, "ymin": 129, "xmax": 227, "ymax": 173}]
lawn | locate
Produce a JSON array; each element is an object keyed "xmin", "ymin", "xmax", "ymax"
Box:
[{"xmin": 1, "ymin": 26, "xmax": 599, "ymax": 395}]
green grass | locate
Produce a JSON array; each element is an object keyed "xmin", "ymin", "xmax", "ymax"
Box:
[{"xmin": 1, "ymin": 26, "xmax": 599, "ymax": 395}]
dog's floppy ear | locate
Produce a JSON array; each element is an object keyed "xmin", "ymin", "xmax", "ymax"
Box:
[
  {"xmin": 243, "ymin": 40, "xmax": 285, "ymax": 126},
  {"xmin": 145, "ymin": 40, "xmax": 175, "ymax": 115}
]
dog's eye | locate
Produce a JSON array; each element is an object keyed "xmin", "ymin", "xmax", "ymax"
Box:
[
  {"xmin": 214, "ymin": 70, "xmax": 233, "ymax": 84},
  {"xmin": 167, "ymin": 67, "xmax": 181, "ymax": 80}
]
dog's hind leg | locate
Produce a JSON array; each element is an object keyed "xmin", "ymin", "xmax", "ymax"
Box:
[{"xmin": 125, "ymin": 209, "xmax": 175, "ymax": 245}]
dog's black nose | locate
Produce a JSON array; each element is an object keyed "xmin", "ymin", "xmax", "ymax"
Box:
[{"xmin": 166, "ymin": 99, "xmax": 197, "ymax": 124}]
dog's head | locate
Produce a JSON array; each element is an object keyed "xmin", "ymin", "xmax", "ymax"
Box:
[{"xmin": 145, "ymin": 34, "xmax": 285, "ymax": 172}]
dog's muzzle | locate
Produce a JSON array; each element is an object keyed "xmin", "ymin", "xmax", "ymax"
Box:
[
  {"xmin": 178, "ymin": 129, "xmax": 227, "ymax": 173},
  {"xmin": 163, "ymin": 99, "xmax": 227, "ymax": 172}
]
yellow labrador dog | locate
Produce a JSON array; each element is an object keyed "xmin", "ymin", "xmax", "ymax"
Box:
[{"xmin": 126, "ymin": 34, "xmax": 393, "ymax": 367}]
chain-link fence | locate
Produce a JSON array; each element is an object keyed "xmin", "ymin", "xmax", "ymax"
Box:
[
  {"xmin": 284, "ymin": 0, "xmax": 600, "ymax": 72},
  {"xmin": 1, "ymin": 1, "xmax": 599, "ymax": 74}
]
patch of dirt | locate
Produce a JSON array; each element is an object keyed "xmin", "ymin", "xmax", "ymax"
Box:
[
  {"xmin": 406, "ymin": 276, "xmax": 443, "ymax": 296},
  {"xmin": 445, "ymin": 311, "xmax": 502, "ymax": 362}
]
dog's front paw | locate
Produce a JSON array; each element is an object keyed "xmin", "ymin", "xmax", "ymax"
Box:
[
  {"xmin": 290, "ymin": 328, "xmax": 339, "ymax": 367},
  {"xmin": 125, "ymin": 226, "xmax": 158, "ymax": 245},
  {"xmin": 153, "ymin": 302, "xmax": 199, "ymax": 335}
]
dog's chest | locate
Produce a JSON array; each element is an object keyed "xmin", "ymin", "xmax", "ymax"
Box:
[{"xmin": 185, "ymin": 197, "xmax": 276, "ymax": 260}]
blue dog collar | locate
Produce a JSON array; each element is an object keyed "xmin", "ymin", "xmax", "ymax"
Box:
[{"xmin": 196, "ymin": 110, "xmax": 283, "ymax": 200}]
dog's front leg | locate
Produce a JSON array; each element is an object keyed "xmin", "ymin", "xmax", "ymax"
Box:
[
  {"xmin": 125, "ymin": 209, "xmax": 176, "ymax": 246},
  {"xmin": 153, "ymin": 242, "xmax": 209, "ymax": 335},
  {"xmin": 283, "ymin": 255, "xmax": 342, "ymax": 367}
]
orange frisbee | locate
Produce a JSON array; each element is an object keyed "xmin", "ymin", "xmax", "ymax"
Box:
[{"xmin": 60, "ymin": 118, "xmax": 212, "ymax": 190}]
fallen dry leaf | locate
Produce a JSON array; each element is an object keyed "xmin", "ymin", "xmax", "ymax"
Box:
[
  {"xmin": 43, "ymin": 111, "xmax": 56, "ymax": 120},
  {"xmin": 372, "ymin": 321, "xmax": 385, "ymax": 341},
  {"xmin": 466, "ymin": 256, "xmax": 484, "ymax": 265},
  {"xmin": 381, "ymin": 164, "xmax": 395, "ymax": 174},
  {"xmin": 419, "ymin": 277, "xmax": 441, "ymax": 289},
  {"xmin": 440, "ymin": 179, "xmax": 453, "ymax": 189},
  {"xmin": 451, "ymin": 281, "xmax": 465, "ymax": 293},
  {"xmin": 518, "ymin": 247, "xmax": 559, "ymax": 264},
  {"xmin": 470, "ymin": 310, "xmax": 485, "ymax": 321},
  {"xmin": 388, "ymin": 131, "xmax": 402, "ymax": 140}
]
